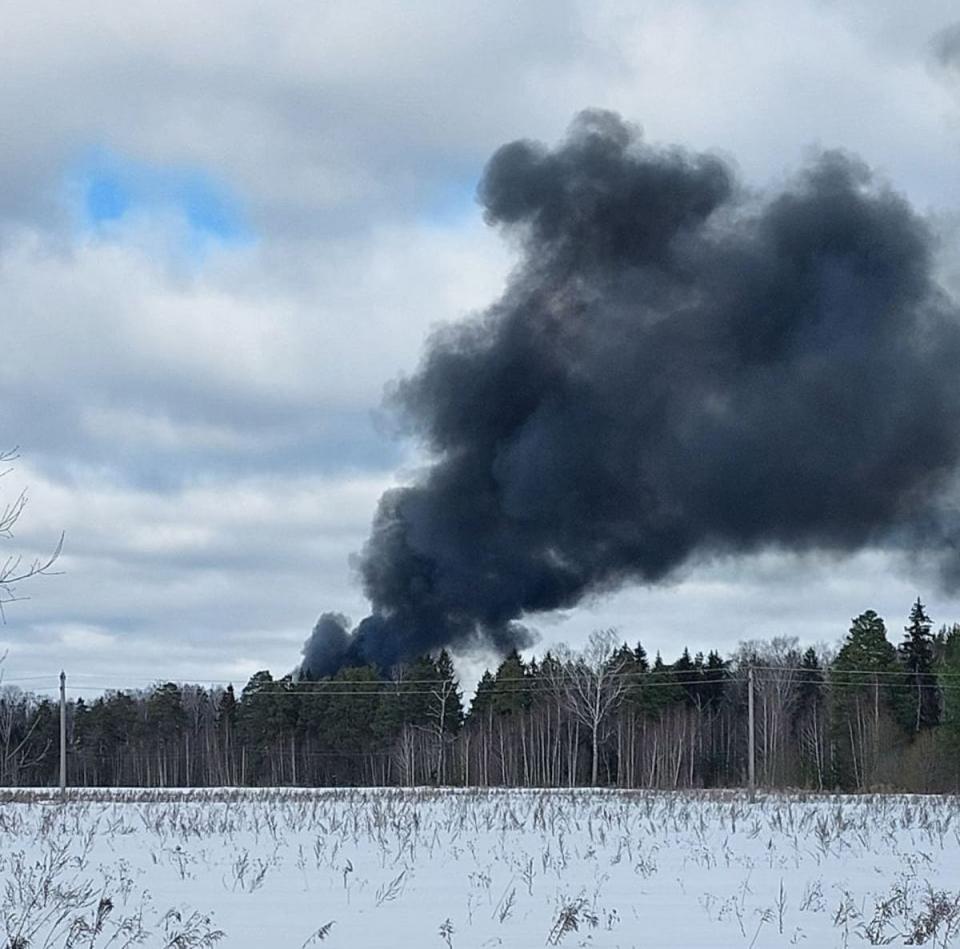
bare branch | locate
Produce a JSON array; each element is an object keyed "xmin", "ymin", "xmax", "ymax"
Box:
[
  {"xmin": 0, "ymin": 448, "xmax": 64, "ymax": 619},
  {"xmin": 545, "ymin": 629, "xmax": 630, "ymax": 785}
]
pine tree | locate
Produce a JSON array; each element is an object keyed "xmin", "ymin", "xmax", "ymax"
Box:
[
  {"xmin": 633, "ymin": 642, "xmax": 650, "ymax": 672},
  {"xmin": 672, "ymin": 648, "xmax": 700, "ymax": 707},
  {"xmin": 831, "ymin": 611, "xmax": 900, "ymax": 788},
  {"xmin": 937, "ymin": 625, "xmax": 960, "ymax": 766},
  {"xmin": 643, "ymin": 651, "xmax": 684, "ymax": 714},
  {"xmin": 797, "ymin": 647, "xmax": 824, "ymax": 707},
  {"xmin": 492, "ymin": 649, "xmax": 530, "ymax": 716},
  {"xmin": 608, "ymin": 642, "xmax": 645, "ymax": 710},
  {"xmin": 898, "ymin": 597, "xmax": 941, "ymax": 731},
  {"xmin": 215, "ymin": 686, "xmax": 238, "ymax": 784},
  {"xmin": 702, "ymin": 651, "xmax": 728, "ymax": 711},
  {"xmin": 794, "ymin": 647, "xmax": 826, "ymax": 788},
  {"xmin": 835, "ymin": 611, "xmax": 896, "ymax": 670},
  {"xmin": 432, "ymin": 649, "xmax": 464, "ymax": 736},
  {"xmin": 468, "ymin": 671, "xmax": 496, "ymax": 720},
  {"xmin": 428, "ymin": 650, "xmax": 463, "ymax": 783}
]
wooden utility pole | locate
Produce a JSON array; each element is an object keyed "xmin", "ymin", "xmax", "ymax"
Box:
[
  {"xmin": 59, "ymin": 670, "xmax": 66, "ymax": 796},
  {"xmin": 747, "ymin": 665, "xmax": 756, "ymax": 799}
]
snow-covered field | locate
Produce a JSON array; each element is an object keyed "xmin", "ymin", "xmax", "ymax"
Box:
[{"xmin": 2, "ymin": 787, "xmax": 960, "ymax": 948}]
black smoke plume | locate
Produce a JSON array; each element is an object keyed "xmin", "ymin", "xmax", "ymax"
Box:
[
  {"xmin": 933, "ymin": 22, "xmax": 960, "ymax": 71},
  {"xmin": 301, "ymin": 110, "xmax": 960, "ymax": 678}
]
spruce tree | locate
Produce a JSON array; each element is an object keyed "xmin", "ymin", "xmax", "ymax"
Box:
[
  {"xmin": 608, "ymin": 642, "xmax": 646, "ymax": 709},
  {"xmin": 432, "ymin": 649, "xmax": 464, "ymax": 735},
  {"xmin": 937, "ymin": 625, "xmax": 960, "ymax": 769},
  {"xmin": 492, "ymin": 649, "xmax": 530, "ymax": 716},
  {"xmin": 672, "ymin": 647, "xmax": 698, "ymax": 706},
  {"xmin": 468, "ymin": 671, "xmax": 496, "ymax": 721},
  {"xmin": 797, "ymin": 647, "xmax": 824, "ymax": 707},
  {"xmin": 215, "ymin": 686, "xmax": 238, "ymax": 784},
  {"xmin": 643, "ymin": 651, "xmax": 683, "ymax": 714},
  {"xmin": 702, "ymin": 650, "xmax": 728, "ymax": 711},
  {"xmin": 633, "ymin": 642, "xmax": 650, "ymax": 672},
  {"xmin": 898, "ymin": 597, "xmax": 941, "ymax": 731},
  {"xmin": 794, "ymin": 647, "xmax": 825, "ymax": 788}
]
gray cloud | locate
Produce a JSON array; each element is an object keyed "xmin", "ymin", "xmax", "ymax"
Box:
[
  {"xmin": 0, "ymin": 219, "xmax": 509, "ymax": 489},
  {"xmin": 4, "ymin": 0, "xmax": 960, "ymax": 687},
  {"xmin": 302, "ymin": 110, "xmax": 960, "ymax": 677},
  {"xmin": 0, "ymin": 0, "xmax": 600, "ymax": 241},
  {"xmin": 933, "ymin": 22, "xmax": 960, "ymax": 69}
]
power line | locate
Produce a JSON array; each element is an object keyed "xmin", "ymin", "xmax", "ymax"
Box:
[
  {"xmin": 39, "ymin": 675, "xmax": 960, "ymax": 699},
  {"xmin": 10, "ymin": 660, "xmax": 960, "ymax": 702},
  {"xmin": 0, "ymin": 674, "xmax": 59, "ymax": 683},
  {"xmin": 15, "ymin": 660, "xmax": 960, "ymax": 688},
  {"xmin": 60, "ymin": 674, "xmax": 733, "ymax": 696}
]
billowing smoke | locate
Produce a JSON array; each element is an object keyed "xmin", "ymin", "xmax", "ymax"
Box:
[
  {"xmin": 933, "ymin": 22, "xmax": 960, "ymax": 71},
  {"xmin": 301, "ymin": 109, "xmax": 960, "ymax": 678}
]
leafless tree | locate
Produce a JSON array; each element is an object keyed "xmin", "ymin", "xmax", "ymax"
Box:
[
  {"xmin": 549, "ymin": 629, "xmax": 630, "ymax": 786},
  {"xmin": 0, "ymin": 448, "xmax": 63, "ymax": 617}
]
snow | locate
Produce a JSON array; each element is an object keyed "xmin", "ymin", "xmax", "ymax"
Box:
[{"xmin": 2, "ymin": 787, "xmax": 960, "ymax": 947}]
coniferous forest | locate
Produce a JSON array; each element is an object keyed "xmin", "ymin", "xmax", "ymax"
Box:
[{"xmin": 3, "ymin": 601, "xmax": 960, "ymax": 793}]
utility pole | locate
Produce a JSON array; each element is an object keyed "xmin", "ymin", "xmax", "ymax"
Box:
[
  {"xmin": 59, "ymin": 670, "xmax": 66, "ymax": 797},
  {"xmin": 747, "ymin": 665, "xmax": 756, "ymax": 800}
]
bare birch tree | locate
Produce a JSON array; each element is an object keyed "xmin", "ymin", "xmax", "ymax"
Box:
[
  {"xmin": 549, "ymin": 629, "xmax": 630, "ymax": 786},
  {"xmin": 0, "ymin": 448, "xmax": 62, "ymax": 616}
]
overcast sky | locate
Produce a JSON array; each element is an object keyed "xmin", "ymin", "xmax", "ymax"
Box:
[{"xmin": 3, "ymin": 0, "xmax": 960, "ymax": 695}]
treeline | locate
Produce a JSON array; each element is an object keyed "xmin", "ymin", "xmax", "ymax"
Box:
[{"xmin": 2, "ymin": 599, "xmax": 960, "ymax": 791}]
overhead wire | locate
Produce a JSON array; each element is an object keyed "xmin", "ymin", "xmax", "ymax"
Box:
[
  {"xmin": 8, "ymin": 657, "xmax": 960, "ymax": 702},
  {"xmin": 18, "ymin": 660, "xmax": 960, "ymax": 685},
  {"xmin": 41, "ymin": 674, "xmax": 960, "ymax": 699}
]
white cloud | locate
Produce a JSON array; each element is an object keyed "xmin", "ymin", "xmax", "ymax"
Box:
[
  {"xmin": 2, "ymin": 464, "xmax": 391, "ymax": 682},
  {"xmin": 0, "ymin": 211, "xmax": 510, "ymax": 477},
  {"xmin": 535, "ymin": 548, "xmax": 960, "ymax": 662},
  {"xmin": 1, "ymin": 0, "xmax": 960, "ymax": 686}
]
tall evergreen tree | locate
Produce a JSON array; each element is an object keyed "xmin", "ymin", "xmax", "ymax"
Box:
[
  {"xmin": 702, "ymin": 651, "xmax": 729, "ymax": 711},
  {"xmin": 937, "ymin": 625, "xmax": 960, "ymax": 749},
  {"xmin": 835, "ymin": 611, "xmax": 897, "ymax": 670},
  {"xmin": 898, "ymin": 597, "xmax": 941, "ymax": 731},
  {"xmin": 672, "ymin": 648, "xmax": 700, "ymax": 707},
  {"xmin": 491, "ymin": 649, "xmax": 530, "ymax": 716},
  {"xmin": 644, "ymin": 650, "xmax": 684, "ymax": 714},
  {"xmin": 831, "ymin": 611, "xmax": 901, "ymax": 788},
  {"xmin": 794, "ymin": 647, "xmax": 826, "ymax": 788},
  {"xmin": 468, "ymin": 671, "xmax": 496, "ymax": 720},
  {"xmin": 215, "ymin": 685, "xmax": 238, "ymax": 784},
  {"xmin": 633, "ymin": 642, "xmax": 650, "ymax": 672},
  {"xmin": 797, "ymin": 647, "xmax": 824, "ymax": 707},
  {"xmin": 432, "ymin": 650, "xmax": 464, "ymax": 735}
]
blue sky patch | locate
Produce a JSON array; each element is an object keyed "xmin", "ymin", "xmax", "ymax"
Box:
[
  {"xmin": 420, "ymin": 172, "xmax": 481, "ymax": 228},
  {"xmin": 69, "ymin": 147, "xmax": 250, "ymax": 243}
]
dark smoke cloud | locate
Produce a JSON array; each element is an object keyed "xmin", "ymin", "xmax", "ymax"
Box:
[
  {"xmin": 301, "ymin": 109, "xmax": 960, "ymax": 678},
  {"xmin": 933, "ymin": 22, "xmax": 960, "ymax": 71}
]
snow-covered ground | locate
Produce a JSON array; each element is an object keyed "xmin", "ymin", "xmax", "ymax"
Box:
[{"xmin": 2, "ymin": 787, "xmax": 960, "ymax": 947}]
